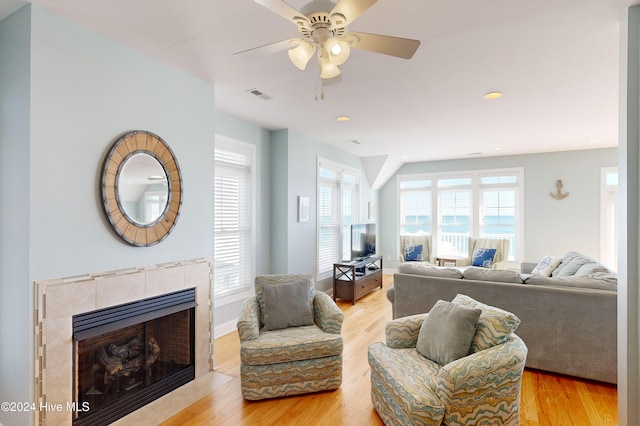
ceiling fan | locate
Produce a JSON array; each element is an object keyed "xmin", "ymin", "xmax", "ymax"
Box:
[{"xmin": 237, "ymin": 0, "xmax": 421, "ymax": 80}]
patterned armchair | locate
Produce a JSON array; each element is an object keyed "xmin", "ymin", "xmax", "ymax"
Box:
[
  {"xmin": 456, "ymin": 237, "xmax": 510, "ymax": 269},
  {"xmin": 368, "ymin": 296, "xmax": 527, "ymax": 425},
  {"xmin": 237, "ymin": 274, "xmax": 344, "ymax": 400},
  {"xmin": 400, "ymin": 234, "xmax": 433, "ymax": 263}
]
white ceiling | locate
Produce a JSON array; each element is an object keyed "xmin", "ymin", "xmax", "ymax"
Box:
[{"xmin": 1, "ymin": 0, "xmax": 632, "ymax": 187}]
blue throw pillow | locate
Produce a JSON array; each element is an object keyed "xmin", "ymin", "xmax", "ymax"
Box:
[
  {"xmin": 404, "ymin": 244, "xmax": 423, "ymax": 261},
  {"xmin": 472, "ymin": 247, "xmax": 497, "ymax": 267}
]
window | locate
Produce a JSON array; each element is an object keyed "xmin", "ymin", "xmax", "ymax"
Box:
[
  {"xmin": 437, "ymin": 176, "xmax": 472, "ymax": 256},
  {"xmin": 478, "ymin": 172, "xmax": 520, "ymax": 261},
  {"xmin": 214, "ymin": 137, "xmax": 256, "ymax": 303},
  {"xmin": 399, "ymin": 178, "xmax": 432, "ymax": 234},
  {"xmin": 601, "ymin": 167, "xmax": 618, "ymax": 271},
  {"xmin": 398, "ymin": 168, "xmax": 523, "ymax": 262},
  {"xmin": 317, "ymin": 158, "xmax": 360, "ymax": 279}
]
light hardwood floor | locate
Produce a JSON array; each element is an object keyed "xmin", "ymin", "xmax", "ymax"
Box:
[{"xmin": 162, "ymin": 275, "xmax": 617, "ymax": 426}]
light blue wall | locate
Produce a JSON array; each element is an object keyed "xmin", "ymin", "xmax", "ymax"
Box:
[
  {"xmin": 0, "ymin": 6, "xmax": 32, "ymax": 425},
  {"xmin": 0, "ymin": 6, "xmax": 216, "ymax": 424},
  {"xmin": 28, "ymin": 5, "xmax": 215, "ymax": 280},
  {"xmin": 379, "ymin": 148, "xmax": 617, "ymax": 269}
]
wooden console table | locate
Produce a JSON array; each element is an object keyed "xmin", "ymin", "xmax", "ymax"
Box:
[{"xmin": 333, "ymin": 256, "xmax": 383, "ymax": 304}]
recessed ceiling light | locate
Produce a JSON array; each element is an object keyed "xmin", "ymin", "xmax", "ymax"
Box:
[
  {"xmin": 401, "ymin": 155, "xmax": 409, "ymax": 159},
  {"xmin": 483, "ymin": 91, "xmax": 503, "ymax": 100},
  {"xmin": 337, "ymin": 115, "xmax": 350, "ymax": 122},
  {"xmin": 588, "ymin": 138, "xmax": 600, "ymax": 143},
  {"xmin": 493, "ymin": 147, "xmax": 503, "ymax": 151}
]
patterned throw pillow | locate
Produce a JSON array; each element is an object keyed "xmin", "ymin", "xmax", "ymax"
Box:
[
  {"xmin": 404, "ymin": 244, "xmax": 423, "ymax": 261},
  {"xmin": 531, "ymin": 255, "xmax": 562, "ymax": 276},
  {"xmin": 471, "ymin": 247, "xmax": 497, "ymax": 268},
  {"xmin": 452, "ymin": 294, "xmax": 521, "ymax": 352}
]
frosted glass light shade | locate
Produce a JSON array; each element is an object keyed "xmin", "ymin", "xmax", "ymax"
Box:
[
  {"xmin": 288, "ymin": 42, "xmax": 315, "ymax": 70},
  {"xmin": 325, "ymin": 38, "xmax": 350, "ymax": 65},
  {"xmin": 320, "ymin": 62, "xmax": 341, "ymax": 79}
]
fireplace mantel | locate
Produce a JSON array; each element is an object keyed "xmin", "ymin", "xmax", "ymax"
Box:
[{"xmin": 34, "ymin": 258, "xmax": 213, "ymax": 426}]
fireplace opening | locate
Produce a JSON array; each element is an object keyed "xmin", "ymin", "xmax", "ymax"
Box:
[{"xmin": 72, "ymin": 288, "xmax": 196, "ymax": 426}]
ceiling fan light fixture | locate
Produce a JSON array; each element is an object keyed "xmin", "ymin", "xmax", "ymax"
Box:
[
  {"xmin": 321, "ymin": 62, "xmax": 341, "ymax": 79},
  {"xmin": 318, "ymin": 49, "xmax": 341, "ymax": 79},
  {"xmin": 325, "ymin": 38, "xmax": 350, "ymax": 65},
  {"xmin": 288, "ymin": 41, "xmax": 315, "ymax": 70}
]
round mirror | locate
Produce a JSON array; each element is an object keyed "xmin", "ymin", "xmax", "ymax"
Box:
[
  {"xmin": 101, "ymin": 131, "xmax": 182, "ymax": 247},
  {"xmin": 117, "ymin": 153, "xmax": 169, "ymax": 225}
]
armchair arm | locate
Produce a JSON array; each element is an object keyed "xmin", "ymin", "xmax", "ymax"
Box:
[
  {"xmin": 313, "ymin": 291, "xmax": 344, "ymax": 334},
  {"xmin": 236, "ymin": 297, "xmax": 260, "ymax": 341},
  {"xmin": 385, "ymin": 313, "xmax": 427, "ymax": 349},
  {"xmin": 436, "ymin": 335, "xmax": 528, "ymax": 425}
]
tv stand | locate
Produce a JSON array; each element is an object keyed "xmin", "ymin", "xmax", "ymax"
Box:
[{"xmin": 332, "ymin": 255, "xmax": 383, "ymax": 305}]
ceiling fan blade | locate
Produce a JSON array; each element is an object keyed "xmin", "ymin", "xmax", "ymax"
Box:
[
  {"xmin": 330, "ymin": 0, "xmax": 377, "ymax": 26},
  {"xmin": 234, "ymin": 38, "xmax": 300, "ymax": 56},
  {"xmin": 254, "ymin": 0, "xmax": 310, "ymax": 26},
  {"xmin": 347, "ymin": 32, "xmax": 420, "ymax": 59}
]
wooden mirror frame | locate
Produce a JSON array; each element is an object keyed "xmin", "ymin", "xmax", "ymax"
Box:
[{"xmin": 101, "ymin": 131, "xmax": 182, "ymax": 246}]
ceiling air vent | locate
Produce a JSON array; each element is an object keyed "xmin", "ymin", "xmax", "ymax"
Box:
[{"xmin": 246, "ymin": 88, "xmax": 273, "ymax": 100}]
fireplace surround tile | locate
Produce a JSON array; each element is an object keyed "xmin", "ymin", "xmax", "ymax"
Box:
[
  {"xmin": 146, "ymin": 264, "xmax": 186, "ymax": 297},
  {"xmin": 43, "ymin": 331, "xmax": 72, "ymax": 379},
  {"xmin": 95, "ymin": 272, "xmax": 146, "ymax": 309},
  {"xmin": 44, "ymin": 279, "xmax": 96, "ymax": 320}
]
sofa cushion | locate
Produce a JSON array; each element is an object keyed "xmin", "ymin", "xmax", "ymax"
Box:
[
  {"xmin": 524, "ymin": 274, "xmax": 617, "ymax": 291},
  {"xmin": 531, "ymin": 255, "xmax": 562, "ymax": 277},
  {"xmin": 398, "ymin": 263, "xmax": 463, "ymax": 279},
  {"xmin": 575, "ymin": 262, "xmax": 614, "ymax": 276},
  {"xmin": 552, "ymin": 251, "xmax": 590, "ymax": 277},
  {"xmin": 556, "ymin": 257, "xmax": 594, "ymax": 277},
  {"xmin": 262, "ymin": 280, "xmax": 314, "ymax": 331},
  {"xmin": 471, "ymin": 247, "xmax": 497, "ymax": 268},
  {"xmin": 416, "ymin": 300, "xmax": 481, "ymax": 365},
  {"xmin": 404, "ymin": 244, "xmax": 423, "ymax": 261},
  {"xmin": 462, "ymin": 267, "xmax": 523, "ymax": 283},
  {"xmin": 452, "ymin": 294, "xmax": 520, "ymax": 352}
]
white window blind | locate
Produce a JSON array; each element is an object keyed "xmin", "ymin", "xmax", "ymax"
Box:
[
  {"xmin": 399, "ymin": 178, "xmax": 432, "ymax": 234},
  {"xmin": 438, "ymin": 177, "xmax": 472, "ymax": 256},
  {"xmin": 317, "ymin": 158, "xmax": 360, "ymax": 278},
  {"xmin": 214, "ymin": 138, "xmax": 255, "ymax": 299}
]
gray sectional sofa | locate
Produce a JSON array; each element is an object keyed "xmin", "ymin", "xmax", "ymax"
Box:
[{"xmin": 387, "ymin": 251, "xmax": 617, "ymax": 383}]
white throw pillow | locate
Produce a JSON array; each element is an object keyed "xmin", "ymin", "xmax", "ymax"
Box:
[{"xmin": 531, "ymin": 255, "xmax": 562, "ymax": 277}]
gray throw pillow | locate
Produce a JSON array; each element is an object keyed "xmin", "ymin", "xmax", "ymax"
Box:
[
  {"xmin": 416, "ymin": 300, "xmax": 482, "ymax": 365},
  {"xmin": 262, "ymin": 280, "xmax": 315, "ymax": 331}
]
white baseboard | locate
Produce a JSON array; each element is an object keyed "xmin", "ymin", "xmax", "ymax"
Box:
[{"xmin": 214, "ymin": 318, "xmax": 238, "ymax": 339}]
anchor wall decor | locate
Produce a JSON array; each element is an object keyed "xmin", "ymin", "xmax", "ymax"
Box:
[{"xmin": 550, "ymin": 180, "xmax": 569, "ymax": 200}]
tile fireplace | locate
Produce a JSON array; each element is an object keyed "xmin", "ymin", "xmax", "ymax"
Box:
[{"xmin": 35, "ymin": 259, "xmax": 212, "ymax": 426}]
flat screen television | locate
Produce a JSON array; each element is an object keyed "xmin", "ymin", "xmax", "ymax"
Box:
[{"xmin": 351, "ymin": 223, "xmax": 376, "ymax": 261}]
